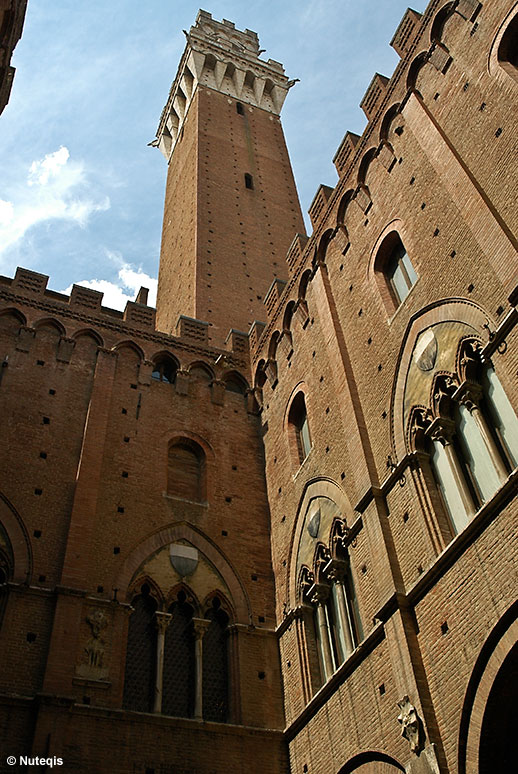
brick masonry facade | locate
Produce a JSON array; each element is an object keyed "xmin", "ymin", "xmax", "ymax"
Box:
[{"xmin": 0, "ymin": 3, "xmax": 517, "ymax": 773}]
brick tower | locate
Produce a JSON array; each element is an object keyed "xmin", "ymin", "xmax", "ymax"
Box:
[{"xmin": 154, "ymin": 10, "xmax": 304, "ymax": 346}]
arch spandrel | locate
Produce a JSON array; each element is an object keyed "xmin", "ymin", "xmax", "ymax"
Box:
[
  {"xmin": 130, "ymin": 538, "xmax": 232, "ymax": 617},
  {"xmin": 402, "ymin": 320, "xmax": 479, "ymax": 433},
  {"xmin": 0, "ymin": 493, "xmax": 32, "ymax": 584},
  {"xmin": 114, "ymin": 522, "xmax": 250, "ymax": 623}
]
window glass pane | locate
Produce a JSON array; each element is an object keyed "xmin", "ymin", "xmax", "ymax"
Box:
[
  {"xmin": 484, "ymin": 367, "xmax": 518, "ymax": 466},
  {"xmin": 390, "ymin": 262, "xmax": 409, "ymax": 303},
  {"xmin": 300, "ymin": 415, "xmax": 311, "ymax": 459},
  {"xmin": 401, "ymin": 251, "xmax": 418, "ymax": 286},
  {"xmin": 431, "ymin": 440, "xmax": 471, "ymax": 534},
  {"xmin": 457, "ymin": 405, "xmax": 501, "ymax": 503},
  {"xmin": 330, "ymin": 583, "xmax": 347, "ymax": 664},
  {"xmin": 324, "ymin": 601, "xmax": 338, "ymax": 673}
]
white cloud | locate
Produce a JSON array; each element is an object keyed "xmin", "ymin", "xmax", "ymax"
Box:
[
  {"xmin": 61, "ymin": 259, "xmax": 157, "ymax": 312},
  {"xmin": 0, "ymin": 147, "xmax": 110, "ymax": 259}
]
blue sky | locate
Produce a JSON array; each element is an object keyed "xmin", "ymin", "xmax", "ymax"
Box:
[{"xmin": 0, "ymin": 0, "xmax": 419, "ymax": 309}]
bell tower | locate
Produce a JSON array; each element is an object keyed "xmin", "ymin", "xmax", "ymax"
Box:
[{"xmin": 154, "ymin": 10, "xmax": 304, "ymax": 346}]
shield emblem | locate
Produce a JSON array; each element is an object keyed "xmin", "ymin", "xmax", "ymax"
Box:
[
  {"xmin": 169, "ymin": 543, "xmax": 199, "ymax": 577},
  {"xmin": 307, "ymin": 507, "xmax": 321, "ymax": 539},
  {"xmin": 413, "ymin": 328, "xmax": 438, "ymax": 372}
]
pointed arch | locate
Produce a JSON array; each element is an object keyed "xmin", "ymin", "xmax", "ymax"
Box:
[
  {"xmin": 379, "ymin": 102, "xmax": 401, "ymax": 143},
  {"xmin": 187, "ymin": 360, "xmax": 215, "ymax": 381},
  {"xmin": 357, "ymin": 147, "xmax": 377, "ymax": 186},
  {"xmin": 0, "ymin": 308, "xmax": 26, "ymax": 327},
  {"xmin": 459, "ymin": 600, "xmax": 518, "ymax": 774},
  {"xmin": 287, "ymin": 477, "xmax": 354, "ymax": 609},
  {"xmin": 0, "ymin": 492, "xmax": 32, "ymax": 584},
  {"xmin": 127, "ymin": 574, "xmax": 165, "ymax": 609},
  {"xmin": 390, "ymin": 300, "xmax": 493, "ymax": 461},
  {"xmin": 430, "ymin": 2, "xmax": 456, "ymax": 44},
  {"xmin": 72, "ymin": 328, "xmax": 104, "ymax": 347},
  {"xmin": 222, "ymin": 369, "xmax": 249, "ymax": 395},
  {"xmin": 314, "ymin": 228, "xmax": 335, "ymax": 268},
  {"xmin": 112, "ymin": 340, "xmax": 145, "ymax": 360},
  {"xmin": 114, "ymin": 522, "xmax": 251, "ymax": 623},
  {"xmin": 406, "ymin": 51, "xmax": 429, "ymax": 96},
  {"xmin": 33, "ymin": 317, "xmax": 66, "ymax": 336},
  {"xmin": 336, "ymin": 189, "xmax": 355, "ymax": 231}
]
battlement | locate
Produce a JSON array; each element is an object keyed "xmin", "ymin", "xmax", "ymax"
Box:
[
  {"xmin": 0, "ymin": 267, "xmax": 250, "ymax": 361},
  {"xmin": 155, "ymin": 10, "xmax": 294, "ymax": 159}
]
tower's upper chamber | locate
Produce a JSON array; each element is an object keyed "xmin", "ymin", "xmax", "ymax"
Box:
[
  {"xmin": 156, "ymin": 10, "xmax": 292, "ymax": 159},
  {"xmin": 154, "ymin": 11, "xmax": 304, "ymax": 347}
]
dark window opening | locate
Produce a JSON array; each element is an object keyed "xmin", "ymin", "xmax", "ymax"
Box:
[
  {"xmin": 151, "ymin": 357, "xmax": 177, "ymax": 384},
  {"xmin": 288, "ymin": 392, "xmax": 311, "ymax": 465},
  {"xmin": 162, "ymin": 591, "xmax": 195, "ymax": 718},
  {"xmin": 244, "ymin": 173, "xmax": 254, "ymax": 190},
  {"xmin": 498, "ymin": 14, "xmax": 518, "ymax": 77},
  {"xmin": 203, "ymin": 598, "xmax": 229, "ymax": 722},
  {"xmin": 123, "ymin": 590, "xmax": 157, "ymax": 713},
  {"xmin": 236, "ymin": 102, "xmax": 244, "ymax": 115}
]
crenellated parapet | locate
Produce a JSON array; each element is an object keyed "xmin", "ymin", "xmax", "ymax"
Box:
[{"xmin": 154, "ymin": 10, "xmax": 295, "ymax": 160}]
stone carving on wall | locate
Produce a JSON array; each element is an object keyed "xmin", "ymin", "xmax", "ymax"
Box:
[
  {"xmin": 397, "ymin": 695, "xmax": 423, "ymax": 754},
  {"xmin": 76, "ymin": 608, "xmax": 109, "ymax": 680}
]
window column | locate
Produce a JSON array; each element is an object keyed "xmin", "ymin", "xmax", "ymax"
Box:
[
  {"xmin": 310, "ymin": 584, "xmax": 334, "ymax": 681},
  {"xmin": 429, "ymin": 418, "xmax": 476, "ymax": 532},
  {"xmin": 153, "ymin": 611, "xmax": 172, "ymax": 713},
  {"xmin": 458, "ymin": 386, "xmax": 508, "ymax": 483},
  {"xmin": 327, "ymin": 561, "xmax": 355, "ymax": 661},
  {"xmin": 192, "ymin": 618, "xmax": 210, "ymax": 720}
]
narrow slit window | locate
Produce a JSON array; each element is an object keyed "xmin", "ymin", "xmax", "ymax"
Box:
[{"xmin": 244, "ymin": 173, "xmax": 254, "ymax": 190}]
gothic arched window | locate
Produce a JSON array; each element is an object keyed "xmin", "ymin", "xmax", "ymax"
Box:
[
  {"xmin": 498, "ymin": 12, "xmax": 518, "ymax": 80},
  {"xmin": 374, "ymin": 232, "xmax": 417, "ymax": 313},
  {"xmin": 410, "ymin": 341, "xmax": 518, "ymax": 536},
  {"xmin": 288, "ymin": 392, "xmax": 311, "ymax": 465},
  {"xmin": 123, "ymin": 586, "xmax": 157, "ymax": 713},
  {"xmin": 151, "ymin": 354, "xmax": 177, "ymax": 383},
  {"xmin": 297, "ymin": 507, "xmax": 362, "ymax": 690},
  {"xmin": 202, "ymin": 597, "xmax": 229, "ymax": 722},
  {"xmin": 162, "ymin": 590, "xmax": 195, "ymax": 718}
]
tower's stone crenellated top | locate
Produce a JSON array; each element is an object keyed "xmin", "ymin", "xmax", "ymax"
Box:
[{"xmin": 155, "ymin": 10, "xmax": 295, "ymax": 160}]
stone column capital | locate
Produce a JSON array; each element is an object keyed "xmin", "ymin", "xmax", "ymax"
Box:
[
  {"xmin": 192, "ymin": 617, "xmax": 211, "ymax": 639},
  {"xmin": 309, "ymin": 582, "xmax": 330, "ymax": 606},
  {"xmin": 154, "ymin": 611, "xmax": 172, "ymax": 634}
]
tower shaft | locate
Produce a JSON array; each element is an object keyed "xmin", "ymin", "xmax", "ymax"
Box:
[{"xmin": 155, "ymin": 11, "xmax": 304, "ymax": 346}]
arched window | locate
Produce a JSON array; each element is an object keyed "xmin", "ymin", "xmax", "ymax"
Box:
[
  {"xmin": 374, "ymin": 232, "xmax": 417, "ymax": 312},
  {"xmin": 123, "ymin": 586, "xmax": 157, "ymax": 713},
  {"xmin": 498, "ymin": 12, "xmax": 518, "ymax": 80},
  {"xmin": 303, "ymin": 552, "xmax": 361, "ymax": 686},
  {"xmin": 167, "ymin": 440, "xmax": 205, "ymax": 502},
  {"xmin": 288, "ymin": 392, "xmax": 311, "ymax": 465},
  {"xmin": 297, "ymin": 504, "xmax": 362, "ymax": 690},
  {"xmin": 162, "ymin": 590, "xmax": 195, "ymax": 718},
  {"xmin": 0, "ymin": 524, "xmax": 13, "ymax": 630},
  {"xmin": 151, "ymin": 355, "xmax": 177, "ymax": 383},
  {"xmin": 202, "ymin": 597, "xmax": 229, "ymax": 722},
  {"xmin": 386, "ymin": 241, "xmax": 417, "ymax": 305},
  {"xmin": 410, "ymin": 343, "xmax": 518, "ymax": 536}
]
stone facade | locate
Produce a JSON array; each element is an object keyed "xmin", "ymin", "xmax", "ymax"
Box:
[{"xmin": 0, "ymin": 3, "xmax": 517, "ymax": 773}]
